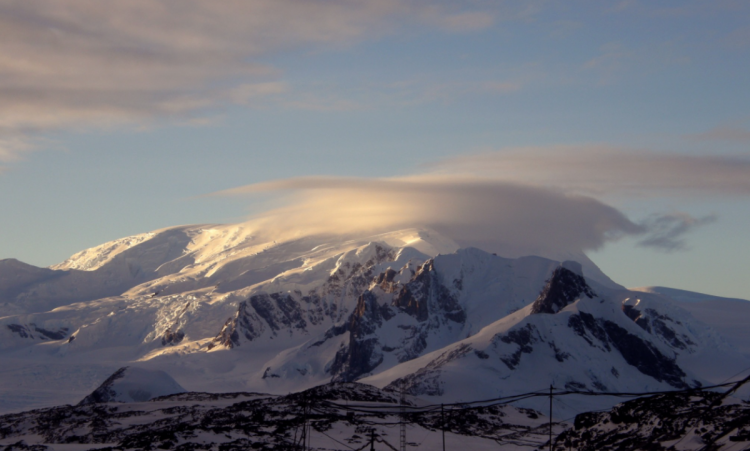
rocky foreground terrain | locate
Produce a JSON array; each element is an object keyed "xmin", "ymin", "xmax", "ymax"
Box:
[
  {"xmin": 1, "ymin": 380, "xmax": 749, "ymax": 451},
  {"xmin": 0, "ymin": 382, "xmax": 552, "ymax": 451}
]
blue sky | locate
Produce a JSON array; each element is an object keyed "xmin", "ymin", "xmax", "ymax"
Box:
[{"xmin": 1, "ymin": 1, "xmax": 749, "ymax": 298}]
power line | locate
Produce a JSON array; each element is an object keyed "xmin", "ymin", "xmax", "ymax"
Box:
[
  {"xmin": 718, "ymin": 365, "xmax": 750, "ymax": 385},
  {"xmin": 319, "ymin": 380, "xmax": 742, "ymax": 416},
  {"xmin": 315, "ymin": 427, "xmax": 358, "ymax": 450},
  {"xmin": 288, "ymin": 377, "xmax": 750, "ymax": 451}
]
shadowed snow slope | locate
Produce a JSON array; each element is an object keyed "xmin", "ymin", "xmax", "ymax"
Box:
[
  {"xmin": 632, "ymin": 286, "xmax": 750, "ymax": 357},
  {"xmin": 79, "ymin": 366, "xmax": 186, "ymax": 404}
]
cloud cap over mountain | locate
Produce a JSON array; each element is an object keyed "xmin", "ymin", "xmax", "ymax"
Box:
[{"xmin": 216, "ymin": 175, "xmax": 703, "ymax": 256}]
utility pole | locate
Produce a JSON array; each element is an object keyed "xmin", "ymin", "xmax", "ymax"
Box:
[
  {"xmin": 697, "ymin": 373, "xmax": 750, "ymax": 451},
  {"xmin": 549, "ymin": 384, "xmax": 553, "ymax": 451},
  {"xmin": 400, "ymin": 382, "xmax": 406, "ymax": 451},
  {"xmin": 371, "ymin": 428, "xmax": 376, "ymax": 451},
  {"xmin": 298, "ymin": 392, "xmax": 309, "ymax": 451},
  {"xmin": 441, "ymin": 403, "xmax": 446, "ymax": 451},
  {"xmin": 300, "ymin": 395, "xmax": 307, "ymax": 451}
]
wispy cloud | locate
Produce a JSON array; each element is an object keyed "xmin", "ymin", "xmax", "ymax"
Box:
[
  {"xmin": 583, "ymin": 42, "xmax": 635, "ymax": 85},
  {"xmin": 689, "ymin": 126, "xmax": 750, "ymax": 143},
  {"xmin": 418, "ymin": 7, "xmax": 495, "ymax": 32},
  {"xmin": 0, "ymin": 1, "xmax": 393, "ymax": 132},
  {"xmin": 0, "ymin": 134, "xmax": 35, "ymax": 173},
  {"xmin": 0, "ymin": 0, "xmax": 501, "ymax": 162},
  {"xmin": 636, "ymin": 213, "xmax": 717, "ymax": 252},
  {"xmin": 0, "ymin": 135, "xmax": 31, "ymax": 162},
  {"xmin": 429, "ymin": 146, "xmax": 750, "ymax": 197}
]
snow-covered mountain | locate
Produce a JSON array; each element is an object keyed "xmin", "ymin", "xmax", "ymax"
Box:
[
  {"xmin": 361, "ymin": 262, "xmax": 749, "ymax": 416},
  {"xmin": 0, "ymin": 222, "xmax": 748, "ymax": 417}
]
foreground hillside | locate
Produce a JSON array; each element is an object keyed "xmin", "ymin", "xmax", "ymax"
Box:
[
  {"xmin": 1, "ymin": 380, "xmax": 748, "ymax": 451},
  {"xmin": 0, "ymin": 383, "xmax": 553, "ymax": 451}
]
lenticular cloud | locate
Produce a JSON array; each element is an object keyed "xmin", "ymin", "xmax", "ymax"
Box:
[{"xmin": 216, "ymin": 175, "xmax": 648, "ymax": 256}]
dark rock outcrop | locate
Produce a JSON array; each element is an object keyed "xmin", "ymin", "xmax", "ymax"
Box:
[
  {"xmin": 329, "ymin": 291, "xmax": 395, "ymax": 381},
  {"xmin": 6, "ymin": 324, "xmax": 69, "ymax": 340},
  {"xmin": 209, "ymin": 243, "xmax": 400, "ymax": 349},
  {"xmin": 392, "ymin": 260, "xmax": 465, "ymax": 323},
  {"xmin": 569, "ymin": 311, "xmax": 689, "ymax": 388},
  {"xmin": 498, "ymin": 324, "xmax": 538, "ymax": 369},
  {"xmin": 161, "ymin": 328, "xmax": 184, "ymax": 346},
  {"xmin": 530, "ymin": 261, "xmax": 595, "ymax": 315},
  {"xmin": 328, "ymin": 259, "xmax": 467, "ymax": 382},
  {"xmin": 622, "ymin": 305, "xmax": 694, "ymax": 351},
  {"xmin": 212, "ymin": 301, "xmax": 262, "ymax": 348}
]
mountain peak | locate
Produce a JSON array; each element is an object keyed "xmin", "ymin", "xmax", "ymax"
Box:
[{"xmin": 530, "ymin": 261, "xmax": 595, "ymax": 314}]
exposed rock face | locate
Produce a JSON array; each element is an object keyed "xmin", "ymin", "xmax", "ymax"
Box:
[
  {"xmin": 249, "ymin": 293, "xmax": 307, "ymax": 333},
  {"xmin": 498, "ymin": 324, "xmax": 539, "ymax": 370},
  {"xmin": 392, "ymin": 260, "xmax": 465, "ymax": 323},
  {"xmin": 531, "ymin": 261, "xmax": 595, "ymax": 314},
  {"xmin": 210, "ymin": 242, "xmax": 400, "ymax": 349},
  {"xmin": 161, "ymin": 327, "xmax": 184, "ymax": 346},
  {"xmin": 328, "ymin": 291, "xmax": 395, "ymax": 380},
  {"xmin": 329, "ymin": 259, "xmax": 467, "ymax": 382},
  {"xmin": 321, "ymin": 243, "xmax": 397, "ymax": 301},
  {"xmin": 622, "ymin": 304, "xmax": 695, "ymax": 351},
  {"xmin": 211, "ymin": 301, "xmax": 262, "ymax": 348},
  {"xmin": 6, "ymin": 323, "xmax": 69, "ymax": 340},
  {"xmin": 568, "ymin": 312, "xmax": 689, "ymax": 388}
]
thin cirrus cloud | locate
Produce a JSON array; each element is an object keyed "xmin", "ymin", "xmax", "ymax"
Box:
[
  {"xmin": 212, "ymin": 174, "xmax": 705, "ymax": 256},
  {"xmin": 0, "ymin": 134, "xmax": 35, "ymax": 174},
  {"xmin": 428, "ymin": 145, "xmax": 750, "ymax": 197},
  {"xmin": 688, "ymin": 126, "xmax": 750, "ymax": 143},
  {"xmin": 0, "ymin": 0, "xmax": 497, "ymax": 159}
]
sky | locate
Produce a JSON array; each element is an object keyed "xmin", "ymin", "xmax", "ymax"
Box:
[{"xmin": 1, "ymin": 0, "xmax": 749, "ymax": 298}]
